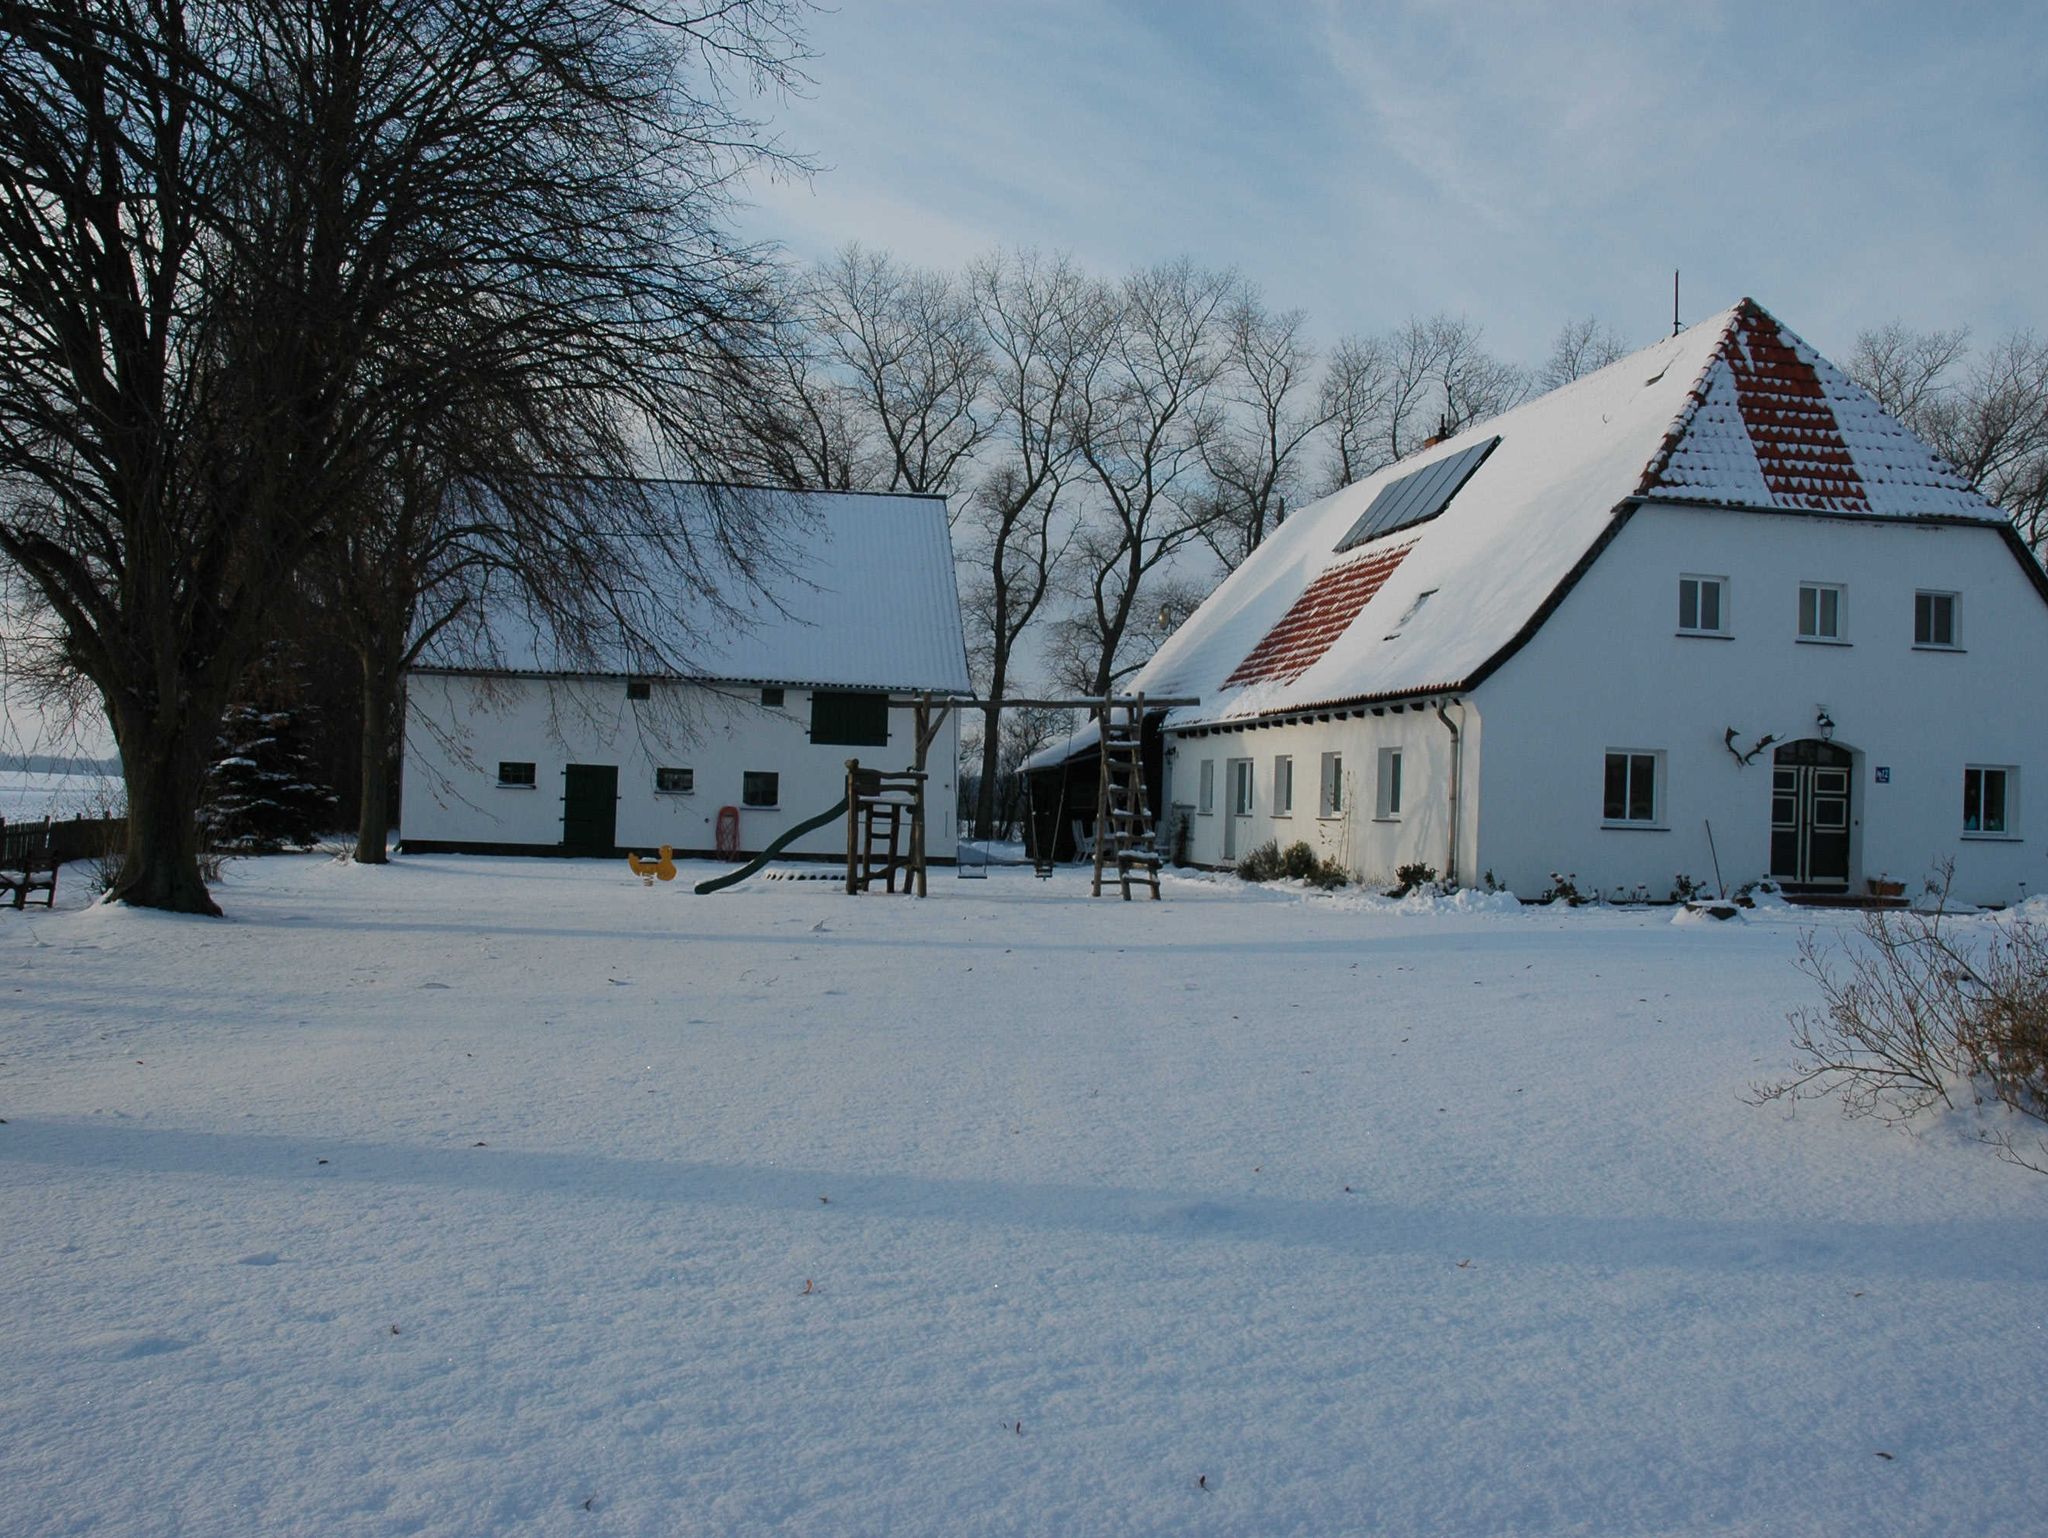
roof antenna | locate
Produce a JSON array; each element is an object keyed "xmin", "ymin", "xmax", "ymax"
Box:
[{"xmin": 1672, "ymin": 270, "xmax": 1681, "ymax": 338}]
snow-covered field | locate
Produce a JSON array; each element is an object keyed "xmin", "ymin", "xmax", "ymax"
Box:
[
  {"xmin": 3, "ymin": 856, "xmax": 2044, "ymax": 1537},
  {"xmin": 0, "ymin": 766, "xmax": 122, "ymax": 822}
]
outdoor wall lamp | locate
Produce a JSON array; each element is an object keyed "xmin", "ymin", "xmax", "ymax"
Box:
[{"xmin": 1816, "ymin": 706, "xmax": 1836, "ymax": 742}]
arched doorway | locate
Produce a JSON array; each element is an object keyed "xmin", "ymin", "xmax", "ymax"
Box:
[{"xmin": 1770, "ymin": 740, "xmax": 1852, "ymax": 892}]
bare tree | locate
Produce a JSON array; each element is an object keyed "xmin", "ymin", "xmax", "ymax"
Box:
[
  {"xmin": 1201, "ymin": 296, "xmax": 1332, "ymax": 568},
  {"xmin": 0, "ymin": 0, "xmax": 807, "ymax": 910},
  {"xmin": 960, "ymin": 249, "xmax": 1098, "ymax": 837},
  {"xmin": 810, "ymin": 244, "xmax": 992, "ymax": 497},
  {"xmin": 1538, "ymin": 317, "xmax": 1627, "ymax": 390},
  {"xmin": 1848, "ymin": 323, "xmax": 2048, "ymax": 552},
  {"xmin": 1061, "ymin": 259, "xmax": 1239, "ymax": 695},
  {"xmin": 1317, "ymin": 314, "xmax": 1525, "ymax": 493}
]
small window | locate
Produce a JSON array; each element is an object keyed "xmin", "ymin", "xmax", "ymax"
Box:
[
  {"xmin": 626, "ymin": 678, "xmax": 651, "ymax": 701},
  {"xmin": 1678, "ymin": 575, "xmax": 1727, "ymax": 635},
  {"xmin": 1319, "ymin": 752, "xmax": 1344, "ymax": 817},
  {"xmin": 1375, "ymin": 747, "xmax": 1403, "ymax": 820},
  {"xmin": 1797, "ymin": 582, "xmax": 1843, "ymax": 640},
  {"xmin": 742, "ymin": 771, "xmax": 779, "ymax": 808},
  {"xmin": 1273, "ymin": 755, "xmax": 1294, "ymax": 815},
  {"xmin": 1915, "ymin": 591, "xmax": 1958, "ymax": 648},
  {"xmin": 497, "ymin": 761, "xmax": 536, "ymax": 787},
  {"xmin": 655, "ymin": 766, "xmax": 694, "ymax": 795},
  {"xmin": 760, "ymin": 686, "xmax": 785, "ymax": 708},
  {"xmin": 810, "ymin": 690, "xmax": 890, "ymax": 747},
  {"xmin": 1229, "ymin": 759, "xmax": 1254, "ymax": 816},
  {"xmin": 1964, "ymin": 766, "xmax": 2013, "ymax": 835},
  {"xmin": 1603, "ymin": 751, "xmax": 1660, "ymax": 825},
  {"xmin": 1197, "ymin": 759, "xmax": 1215, "ymax": 815}
]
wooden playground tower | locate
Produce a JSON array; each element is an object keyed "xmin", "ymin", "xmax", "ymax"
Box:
[{"xmin": 840, "ymin": 691, "xmax": 1195, "ymax": 899}]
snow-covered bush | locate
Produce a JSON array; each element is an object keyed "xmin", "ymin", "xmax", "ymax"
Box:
[
  {"xmin": 1385, "ymin": 862, "xmax": 1438, "ymax": 899},
  {"xmin": 1754, "ymin": 880, "xmax": 2048, "ymax": 1172},
  {"xmin": 1236, "ymin": 839, "xmax": 1347, "ymax": 889}
]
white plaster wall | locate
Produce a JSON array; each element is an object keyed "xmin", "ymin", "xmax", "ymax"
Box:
[
  {"xmin": 1470, "ymin": 504, "xmax": 2048, "ymax": 904},
  {"xmin": 1162, "ymin": 702, "xmax": 1481, "ymax": 887},
  {"xmin": 401, "ymin": 675, "xmax": 957, "ymax": 860}
]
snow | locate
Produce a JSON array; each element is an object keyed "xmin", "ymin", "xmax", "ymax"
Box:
[
  {"xmin": 0, "ymin": 767, "xmax": 123, "ymax": 822},
  {"xmin": 4, "ymin": 854, "xmax": 2046, "ymax": 1536},
  {"xmin": 413, "ymin": 486, "xmax": 972, "ymax": 695}
]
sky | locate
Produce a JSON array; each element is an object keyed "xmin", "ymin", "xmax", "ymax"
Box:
[{"xmin": 740, "ymin": 0, "xmax": 2048, "ymax": 363}]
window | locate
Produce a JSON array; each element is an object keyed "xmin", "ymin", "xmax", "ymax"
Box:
[
  {"xmin": 1964, "ymin": 766, "xmax": 2014, "ymax": 835},
  {"xmin": 1319, "ymin": 752, "xmax": 1344, "ymax": 817},
  {"xmin": 497, "ymin": 761, "xmax": 536, "ymax": 787},
  {"xmin": 1797, "ymin": 582, "xmax": 1843, "ymax": 641},
  {"xmin": 810, "ymin": 690, "xmax": 890, "ymax": 747},
  {"xmin": 1678, "ymin": 575, "xmax": 1727, "ymax": 635},
  {"xmin": 742, "ymin": 771, "xmax": 779, "ymax": 808},
  {"xmin": 760, "ymin": 686, "xmax": 785, "ymax": 708},
  {"xmin": 1229, "ymin": 759, "xmax": 1254, "ymax": 816},
  {"xmin": 626, "ymin": 678, "xmax": 651, "ymax": 701},
  {"xmin": 1375, "ymin": 747, "xmax": 1403, "ymax": 820},
  {"xmin": 1603, "ymin": 751, "xmax": 1661, "ymax": 825},
  {"xmin": 655, "ymin": 766, "xmax": 694, "ymax": 795},
  {"xmin": 1197, "ymin": 759, "xmax": 1215, "ymax": 814},
  {"xmin": 1915, "ymin": 591, "xmax": 1958, "ymax": 648},
  {"xmin": 1273, "ymin": 756, "xmax": 1294, "ymax": 816}
]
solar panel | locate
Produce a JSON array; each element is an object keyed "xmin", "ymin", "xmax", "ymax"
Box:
[{"xmin": 1333, "ymin": 435, "xmax": 1501, "ymax": 553}]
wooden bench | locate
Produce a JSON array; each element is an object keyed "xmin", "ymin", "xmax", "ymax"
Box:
[{"xmin": 0, "ymin": 819, "xmax": 58, "ymax": 910}]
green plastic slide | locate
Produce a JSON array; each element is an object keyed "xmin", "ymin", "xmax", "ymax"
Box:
[{"xmin": 693, "ymin": 797, "xmax": 850, "ymax": 894}]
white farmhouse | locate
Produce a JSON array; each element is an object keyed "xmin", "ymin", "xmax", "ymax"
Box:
[
  {"xmin": 1134, "ymin": 300, "xmax": 2048, "ymax": 905},
  {"xmin": 400, "ymin": 486, "xmax": 968, "ymax": 863}
]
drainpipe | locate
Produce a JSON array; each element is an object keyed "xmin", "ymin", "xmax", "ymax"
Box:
[{"xmin": 1434, "ymin": 698, "xmax": 1462, "ymax": 886}]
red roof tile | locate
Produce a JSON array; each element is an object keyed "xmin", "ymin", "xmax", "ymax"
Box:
[{"xmin": 1224, "ymin": 541, "xmax": 1415, "ymax": 687}]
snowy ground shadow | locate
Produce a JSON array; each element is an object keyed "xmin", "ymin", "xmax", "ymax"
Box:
[{"xmin": 7, "ymin": 1119, "xmax": 2039, "ymax": 1286}]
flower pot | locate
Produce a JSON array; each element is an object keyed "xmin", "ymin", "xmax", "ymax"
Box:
[{"xmin": 1867, "ymin": 878, "xmax": 1906, "ymax": 898}]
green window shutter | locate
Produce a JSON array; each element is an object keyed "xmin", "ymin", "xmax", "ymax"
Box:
[{"xmin": 810, "ymin": 691, "xmax": 890, "ymax": 747}]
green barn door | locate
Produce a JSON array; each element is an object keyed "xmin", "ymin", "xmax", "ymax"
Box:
[{"xmin": 561, "ymin": 764, "xmax": 619, "ymax": 854}]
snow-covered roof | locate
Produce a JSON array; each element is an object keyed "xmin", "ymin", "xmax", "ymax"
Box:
[
  {"xmin": 1138, "ymin": 300, "xmax": 1999, "ymax": 729},
  {"xmin": 412, "ymin": 485, "xmax": 971, "ymax": 694}
]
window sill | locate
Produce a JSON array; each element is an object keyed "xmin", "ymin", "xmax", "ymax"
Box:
[
  {"xmin": 742, "ymin": 804, "xmax": 780, "ymax": 812},
  {"xmin": 1676, "ymin": 630, "xmax": 1733, "ymax": 640},
  {"xmin": 1961, "ymin": 832, "xmax": 2021, "ymax": 842},
  {"xmin": 654, "ymin": 790, "xmax": 695, "ymax": 799},
  {"xmin": 1196, "ymin": 810, "xmax": 1214, "ymax": 817},
  {"xmin": 1912, "ymin": 644, "xmax": 1965, "ymax": 653},
  {"xmin": 1795, "ymin": 637, "xmax": 1851, "ymax": 647},
  {"xmin": 1371, "ymin": 816, "xmax": 1402, "ymax": 824},
  {"xmin": 1600, "ymin": 821, "xmax": 1669, "ymax": 832},
  {"xmin": 1271, "ymin": 812, "xmax": 1293, "ymax": 819},
  {"xmin": 496, "ymin": 783, "xmax": 536, "ymax": 791},
  {"xmin": 1317, "ymin": 813, "xmax": 1344, "ymax": 822}
]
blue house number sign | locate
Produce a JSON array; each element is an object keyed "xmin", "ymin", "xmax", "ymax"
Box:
[{"xmin": 1874, "ymin": 766, "xmax": 1891, "ymax": 783}]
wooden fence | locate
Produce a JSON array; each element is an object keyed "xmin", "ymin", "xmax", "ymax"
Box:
[{"xmin": 0, "ymin": 814, "xmax": 126, "ymax": 867}]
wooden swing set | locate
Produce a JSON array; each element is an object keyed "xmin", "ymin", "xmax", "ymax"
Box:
[{"xmin": 839, "ymin": 691, "xmax": 1197, "ymax": 901}]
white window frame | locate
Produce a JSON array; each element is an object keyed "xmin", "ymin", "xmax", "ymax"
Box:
[
  {"xmin": 1601, "ymin": 749, "xmax": 1665, "ymax": 828},
  {"xmin": 741, "ymin": 770, "xmax": 779, "ymax": 809},
  {"xmin": 1272, "ymin": 755, "xmax": 1294, "ymax": 816},
  {"xmin": 1797, "ymin": 581, "xmax": 1845, "ymax": 642},
  {"xmin": 1197, "ymin": 759, "xmax": 1215, "ymax": 815},
  {"xmin": 1915, "ymin": 590, "xmax": 1960, "ymax": 650},
  {"xmin": 1319, "ymin": 752, "xmax": 1344, "ymax": 819},
  {"xmin": 497, "ymin": 760, "xmax": 537, "ymax": 788},
  {"xmin": 1678, "ymin": 574, "xmax": 1729, "ymax": 636},
  {"xmin": 654, "ymin": 766, "xmax": 694, "ymax": 796},
  {"xmin": 1963, "ymin": 764, "xmax": 2017, "ymax": 838},
  {"xmin": 1374, "ymin": 746, "xmax": 1403, "ymax": 821}
]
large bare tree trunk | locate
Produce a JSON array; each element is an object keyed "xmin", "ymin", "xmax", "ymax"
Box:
[{"xmin": 106, "ymin": 705, "xmax": 220, "ymax": 915}]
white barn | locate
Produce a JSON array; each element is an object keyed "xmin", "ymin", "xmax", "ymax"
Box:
[
  {"xmin": 1133, "ymin": 300, "xmax": 2048, "ymax": 905},
  {"xmin": 400, "ymin": 487, "xmax": 969, "ymax": 863}
]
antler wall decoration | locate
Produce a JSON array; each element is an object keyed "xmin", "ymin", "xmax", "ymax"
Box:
[{"xmin": 1723, "ymin": 727, "xmax": 1779, "ymax": 767}]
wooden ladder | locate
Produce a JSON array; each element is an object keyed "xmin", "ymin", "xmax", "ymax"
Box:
[
  {"xmin": 1091, "ymin": 696, "xmax": 1161, "ymax": 901},
  {"xmin": 845, "ymin": 761, "xmax": 928, "ymax": 896}
]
